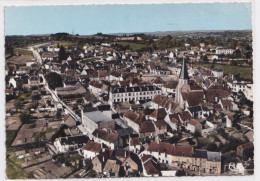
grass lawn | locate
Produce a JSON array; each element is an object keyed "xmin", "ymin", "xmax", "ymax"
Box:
[
  {"xmin": 13, "ymin": 49, "xmax": 33, "ymax": 56},
  {"xmin": 82, "ymin": 58, "xmax": 100, "ymax": 63},
  {"xmin": 196, "ymin": 63, "xmax": 253, "ymax": 81},
  {"xmin": 6, "ymin": 130, "xmax": 17, "ymax": 148},
  {"xmin": 53, "ymin": 42, "xmax": 77, "ymax": 48},
  {"xmin": 46, "ymin": 127, "xmax": 58, "ymax": 133},
  {"xmin": 6, "ymin": 152, "xmax": 30, "ymax": 179}
]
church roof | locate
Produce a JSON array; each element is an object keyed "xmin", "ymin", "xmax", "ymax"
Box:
[{"xmin": 179, "ymin": 58, "xmax": 189, "ymax": 80}]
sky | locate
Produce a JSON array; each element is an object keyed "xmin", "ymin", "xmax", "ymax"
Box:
[{"xmin": 5, "ymin": 3, "xmax": 252, "ymax": 36}]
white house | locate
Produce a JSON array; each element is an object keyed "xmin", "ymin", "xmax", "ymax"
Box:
[
  {"xmin": 129, "ymin": 137, "xmax": 142, "ymax": 154},
  {"xmin": 186, "ymin": 119, "xmax": 202, "ymax": 133},
  {"xmin": 212, "ymin": 68, "xmax": 224, "ymax": 78},
  {"xmin": 88, "ymin": 81, "xmax": 108, "ymax": 95},
  {"xmin": 81, "ymin": 141, "xmax": 102, "ymax": 159},
  {"xmin": 54, "ymin": 135, "xmax": 89, "ymax": 153},
  {"xmin": 215, "ymin": 47, "xmax": 234, "ymax": 55},
  {"xmin": 109, "ymin": 85, "xmax": 161, "ymax": 105}
]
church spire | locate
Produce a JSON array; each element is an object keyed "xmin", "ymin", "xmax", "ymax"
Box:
[{"xmin": 179, "ymin": 58, "xmax": 189, "ymax": 80}]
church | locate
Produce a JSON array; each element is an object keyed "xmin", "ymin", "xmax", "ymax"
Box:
[{"xmin": 175, "ymin": 58, "xmax": 204, "ymax": 109}]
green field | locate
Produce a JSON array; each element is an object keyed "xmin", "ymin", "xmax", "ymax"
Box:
[
  {"xmin": 6, "ymin": 130, "xmax": 17, "ymax": 147},
  {"xmin": 14, "ymin": 49, "xmax": 33, "ymax": 56},
  {"xmin": 53, "ymin": 42, "xmax": 77, "ymax": 48},
  {"xmin": 6, "ymin": 152, "xmax": 30, "ymax": 179},
  {"xmin": 197, "ymin": 63, "xmax": 253, "ymax": 81},
  {"xmin": 115, "ymin": 41, "xmax": 149, "ymax": 51},
  {"xmin": 82, "ymin": 58, "xmax": 100, "ymax": 63}
]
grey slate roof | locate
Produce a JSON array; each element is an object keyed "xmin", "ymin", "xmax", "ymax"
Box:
[
  {"xmin": 112, "ymin": 85, "xmax": 160, "ymax": 94},
  {"xmin": 83, "ymin": 111, "xmax": 112, "ymax": 123},
  {"xmin": 207, "ymin": 151, "xmax": 221, "ymax": 162},
  {"xmin": 179, "ymin": 58, "xmax": 189, "ymax": 80}
]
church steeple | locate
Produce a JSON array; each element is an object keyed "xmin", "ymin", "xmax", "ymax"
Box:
[
  {"xmin": 175, "ymin": 57, "xmax": 190, "ymax": 105},
  {"xmin": 179, "ymin": 58, "xmax": 189, "ymax": 81}
]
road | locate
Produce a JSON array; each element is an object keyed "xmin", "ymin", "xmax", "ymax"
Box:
[{"xmin": 30, "ymin": 46, "xmax": 81, "ymax": 123}]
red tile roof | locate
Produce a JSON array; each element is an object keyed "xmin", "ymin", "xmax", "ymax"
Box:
[
  {"xmin": 147, "ymin": 141, "xmax": 174, "ymax": 155},
  {"xmin": 188, "ymin": 119, "xmax": 200, "ymax": 126},
  {"xmin": 239, "ymin": 142, "xmax": 253, "ymax": 150},
  {"xmin": 154, "ymin": 119, "xmax": 168, "ymax": 127},
  {"xmin": 83, "ymin": 141, "xmax": 101, "ymax": 153},
  {"xmin": 221, "ymin": 99, "xmax": 232, "ymax": 107},
  {"xmin": 182, "ymin": 91, "xmax": 204, "ymax": 107},
  {"xmin": 173, "ymin": 145, "xmax": 193, "ymax": 157},
  {"xmin": 130, "ymin": 137, "xmax": 141, "ymax": 146},
  {"xmin": 92, "ymin": 129, "xmax": 118, "ymax": 143},
  {"xmin": 163, "ymin": 81, "xmax": 178, "ymax": 89},
  {"xmin": 149, "ymin": 108, "xmax": 167, "ymax": 120},
  {"xmin": 140, "ymin": 121, "xmax": 155, "ymax": 133},
  {"xmin": 205, "ymin": 89, "xmax": 231, "ymax": 103},
  {"xmin": 152, "ymin": 77, "xmax": 166, "ymax": 84},
  {"xmin": 124, "ymin": 111, "xmax": 145, "ymax": 125}
]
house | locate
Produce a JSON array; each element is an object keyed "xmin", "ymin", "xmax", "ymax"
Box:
[
  {"xmin": 186, "ymin": 119, "xmax": 202, "ymax": 133},
  {"xmin": 81, "ymin": 110, "xmax": 115, "ymax": 134},
  {"xmin": 121, "ymin": 151, "xmax": 142, "ymax": 175},
  {"xmin": 237, "ymin": 142, "xmax": 254, "ymax": 161},
  {"xmin": 123, "ymin": 111, "xmax": 145, "ymax": 134},
  {"xmin": 151, "ymin": 95, "xmax": 179, "ymax": 113},
  {"xmin": 92, "ymin": 149, "xmax": 112, "ymax": 173},
  {"xmin": 5, "ymin": 88, "xmax": 14, "ymax": 96},
  {"xmin": 28, "ymin": 76, "xmax": 41, "ymax": 86},
  {"xmin": 152, "ymin": 77, "xmax": 166, "ymax": 89},
  {"xmin": 139, "ymin": 121, "xmax": 156, "ymax": 139},
  {"xmin": 161, "ymin": 81, "xmax": 178, "ymax": 97},
  {"xmin": 171, "ymin": 145, "xmax": 194, "ymax": 169},
  {"xmin": 129, "ymin": 137, "xmax": 142, "ymax": 154},
  {"xmin": 224, "ymin": 114, "xmax": 234, "ymax": 128},
  {"xmin": 148, "ymin": 108, "xmax": 167, "ymax": 121},
  {"xmin": 164, "ymin": 114, "xmax": 179, "ymax": 131},
  {"xmin": 55, "ymin": 82, "xmax": 86, "ymax": 97},
  {"xmin": 153, "ymin": 119, "xmax": 168, "ymax": 136},
  {"xmin": 220, "ymin": 99, "xmax": 233, "ymax": 111},
  {"xmin": 109, "ymin": 85, "xmax": 161, "ymax": 106},
  {"xmin": 9, "ymin": 76, "xmax": 23, "ymax": 89},
  {"xmin": 206, "ymin": 151, "xmax": 222, "ymax": 174},
  {"xmin": 215, "ymin": 46, "xmax": 234, "ymax": 55},
  {"xmin": 92, "ymin": 129, "xmax": 123, "ymax": 149},
  {"xmin": 193, "ymin": 149, "xmax": 222, "ymax": 174},
  {"xmin": 54, "ymin": 135, "xmax": 89, "ymax": 153},
  {"xmin": 81, "ymin": 141, "xmax": 102, "ymax": 159},
  {"xmin": 26, "ymin": 59, "xmax": 37, "ymax": 67},
  {"xmin": 141, "ymin": 154, "xmax": 161, "ymax": 177},
  {"xmin": 212, "ymin": 68, "xmax": 223, "ymax": 78},
  {"xmin": 63, "ymin": 114, "xmax": 77, "ymax": 129},
  {"xmin": 109, "ymin": 71, "xmax": 123, "ymax": 82},
  {"xmin": 89, "ymin": 81, "xmax": 108, "ymax": 95},
  {"xmin": 103, "ymin": 159, "xmax": 122, "ymax": 177},
  {"xmin": 145, "ymin": 141, "xmax": 174, "ymax": 165},
  {"xmin": 188, "ymin": 105, "xmax": 203, "ymax": 119}
]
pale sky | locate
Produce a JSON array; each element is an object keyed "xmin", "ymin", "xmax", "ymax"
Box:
[{"xmin": 5, "ymin": 3, "xmax": 252, "ymax": 35}]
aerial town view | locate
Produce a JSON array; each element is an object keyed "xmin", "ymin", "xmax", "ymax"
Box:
[{"xmin": 4, "ymin": 3, "xmax": 254, "ymax": 179}]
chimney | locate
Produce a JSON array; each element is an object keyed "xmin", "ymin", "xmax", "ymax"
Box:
[
  {"xmin": 102, "ymin": 155, "xmax": 105, "ymax": 163},
  {"xmin": 125, "ymin": 150, "xmax": 127, "ymax": 158}
]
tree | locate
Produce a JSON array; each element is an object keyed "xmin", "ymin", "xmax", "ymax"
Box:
[
  {"xmin": 19, "ymin": 112, "xmax": 30, "ymax": 124},
  {"xmin": 84, "ymin": 159, "xmax": 93, "ymax": 171},
  {"xmin": 45, "ymin": 72, "xmax": 63, "ymax": 90},
  {"xmin": 58, "ymin": 45, "xmax": 67, "ymax": 62},
  {"xmin": 176, "ymin": 169, "xmax": 186, "ymax": 176},
  {"xmin": 202, "ymin": 55, "xmax": 209, "ymax": 62},
  {"xmin": 206, "ymin": 142, "xmax": 218, "ymax": 151}
]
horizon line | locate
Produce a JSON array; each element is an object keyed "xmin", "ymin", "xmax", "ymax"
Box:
[{"xmin": 5, "ymin": 29, "xmax": 252, "ymax": 37}]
